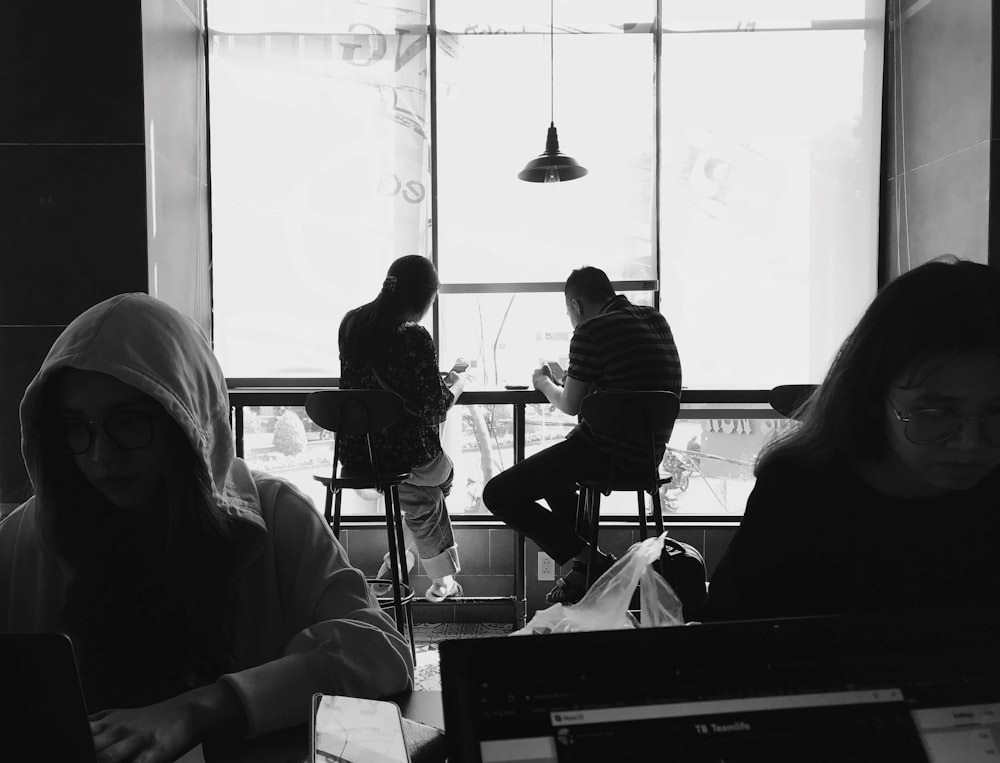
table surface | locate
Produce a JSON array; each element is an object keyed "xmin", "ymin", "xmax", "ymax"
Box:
[
  {"xmin": 399, "ymin": 689, "xmax": 445, "ymax": 729},
  {"xmin": 203, "ymin": 690, "xmax": 444, "ymax": 763},
  {"xmin": 228, "ymin": 384, "xmax": 547, "ymax": 404}
]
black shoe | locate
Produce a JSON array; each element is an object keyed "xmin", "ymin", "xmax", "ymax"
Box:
[{"xmin": 545, "ymin": 554, "xmax": 617, "ymax": 605}]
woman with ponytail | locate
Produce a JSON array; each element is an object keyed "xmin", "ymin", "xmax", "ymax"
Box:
[{"xmin": 339, "ymin": 255, "xmax": 468, "ymax": 602}]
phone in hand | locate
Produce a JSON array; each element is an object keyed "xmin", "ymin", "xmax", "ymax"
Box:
[
  {"xmin": 450, "ymin": 358, "xmax": 470, "ymax": 374},
  {"xmin": 544, "ymin": 361, "xmax": 566, "ymax": 384},
  {"xmin": 311, "ymin": 694, "xmax": 409, "ymax": 763}
]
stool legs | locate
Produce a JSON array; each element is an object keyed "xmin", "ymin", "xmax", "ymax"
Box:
[
  {"xmin": 637, "ymin": 491, "xmax": 648, "ymax": 540},
  {"xmin": 578, "ymin": 484, "xmax": 662, "ymax": 589},
  {"xmin": 585, "ymin": 489, "xmax": 602, "ymax": 588},
  {"xmin": 649, "ymin": 484, "xmax": 665, "ymax": 537},
  {"xmin": 384, "ymin": 485, "xmax": 416, "ymax": 661},
  {"xmin": 332, "ymin": 485, "xmax": 343, "ymax": 538}
]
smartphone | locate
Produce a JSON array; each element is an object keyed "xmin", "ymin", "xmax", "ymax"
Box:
[
  {"xmin": 450, "ymin": 358, "xmax": 470, "ymax": 373},
  {"xmin": 545, "ymin": 360, "xmax": 566, "ymax": 383},
  {"xmin": 311, "ymin": 694, "xmax": 409, "ymax": 763}
]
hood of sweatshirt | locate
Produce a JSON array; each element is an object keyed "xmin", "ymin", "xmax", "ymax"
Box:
[{"xmin": 19, "ymin": 293, "xmax": 263, "ymax": 530}]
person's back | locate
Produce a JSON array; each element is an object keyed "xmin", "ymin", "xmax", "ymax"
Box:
[
  {"xmin": 338, "ymin": 312, "xmax": 449, "ymax": 474},
  {"xmin": 568, "ymin": 296, "xmax": 681, "ymax": 398},
  {"xmin": 567, "ymin": 294, "xmax": 681, "ymax": 471}
]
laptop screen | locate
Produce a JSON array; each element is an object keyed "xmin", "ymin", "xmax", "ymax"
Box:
[
  {"xmin": 441, "ymin": 610, "xmax": 1000, "ymax": 762},
  {"xmin": 0, "ymin": 632, "xmax": 97, "ymax": 762}
]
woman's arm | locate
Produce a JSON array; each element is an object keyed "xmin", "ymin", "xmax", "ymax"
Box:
[
  {"xmin": 89, "ymin": 682, "xmax": 246, "ymax": 763},
  {"xmin": 218, "ymin": 479, "xmax": 413, "ymax": 738},
  {"xmin": 85, "ymin": 479, "xmax": 413, "ymax": 759},
  {"xmin": 395, "ymin": 327, "xmax": 455, "ymax": 423},
  {"xmin": 533, "ymin": 371, "xmax": 591, "ymax": 415}
]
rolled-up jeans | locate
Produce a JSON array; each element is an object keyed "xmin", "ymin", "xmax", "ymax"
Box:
[{"xmin": 396, "ymin": 451, "xmax": 461, "ymax": 579}]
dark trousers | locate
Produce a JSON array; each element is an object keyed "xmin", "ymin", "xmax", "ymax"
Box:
[{"xmin": 482, "ymin": 437, "xmax": 611, "ymax": 565}]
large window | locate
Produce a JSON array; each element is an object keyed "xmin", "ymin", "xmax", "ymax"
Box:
[{"xmin": 208, "ymin": 0, "xmax": 886, "ymax": 515}]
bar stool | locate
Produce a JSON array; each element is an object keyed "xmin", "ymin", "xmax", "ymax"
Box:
[
  {"xmin": 304, "ymin": 389, "xmax": 416, "ymax": 659},
  {"xmin": 768, "ymin": 384, "xmax": 817, "ymax": 420},
  {"xmin": 575, "ymin": 390, "xmax": 681, "ymax": 587}
]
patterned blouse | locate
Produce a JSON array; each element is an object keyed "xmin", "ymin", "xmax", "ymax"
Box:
[{"xmin": 338, "ymin": 323, "xmax": 454, "ymax": 473}]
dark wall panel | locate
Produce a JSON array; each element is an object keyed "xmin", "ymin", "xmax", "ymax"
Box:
[
  {"xmin": 0, "ymin": 5, "xmax": 149, "ymax": 508},
  {"xmin": 0, "ymin": 4, "xmax": 144, "ymax": 143},
  {"xmin": 0, "ymin": 326, "xmax": 64, "ymax": 507},
  {"xmin": 0, "ymin": 145, "xmax": 148, "ymax": 325}
]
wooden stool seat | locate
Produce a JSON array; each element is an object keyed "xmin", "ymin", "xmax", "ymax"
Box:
[{"xmin": 314, "ymin": 470, "xmax": 411, "ymax": 492}]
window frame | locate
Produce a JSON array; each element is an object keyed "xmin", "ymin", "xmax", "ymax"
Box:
[{"xmin": 208, "ymin": 1, "xmax": 888, "ymax": 520}]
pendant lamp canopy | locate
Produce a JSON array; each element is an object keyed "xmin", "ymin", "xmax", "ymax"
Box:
[{"xmin": 518, "ymin": 0, "xmax": 587, "ymax": 183}]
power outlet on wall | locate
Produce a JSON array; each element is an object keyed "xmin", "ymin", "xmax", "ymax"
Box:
[{"xmin": 537, "ymin": 552, "xmax": 556, "ymax": 581}]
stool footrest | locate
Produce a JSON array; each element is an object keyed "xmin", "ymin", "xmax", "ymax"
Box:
[
  {"xmin": 315, "ymin": 473, "xmax": 411, "ymax": 488},
  {"xmin": 412, "ymin": 595, "xmax": 518, "ymax": 605},
  {"xmin": 366, "ymin": 577, "xmax": 416, "ymax": 605}
]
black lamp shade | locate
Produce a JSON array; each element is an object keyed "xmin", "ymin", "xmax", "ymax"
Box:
[{"xmin": 518, "ymin": 123, "xmax": 588, "ymax": 183}]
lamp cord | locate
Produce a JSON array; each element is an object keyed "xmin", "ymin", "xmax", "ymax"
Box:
[{"xmin": 550, "ymin": 0, "xmax": 554, "ymax": 124}]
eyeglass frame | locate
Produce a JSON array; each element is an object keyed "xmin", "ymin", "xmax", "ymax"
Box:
[
  {"xmin": 888, "ymin": 401, "xmax": 1000, "ymax": 446},
  {"xmin": 57, "ymin": 410, "xmax": 159, "ymax": 456}
]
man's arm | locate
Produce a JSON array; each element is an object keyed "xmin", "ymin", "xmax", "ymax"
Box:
[{"xmin": 532, "ymin": 369, "xmax": 591, "ymax": 415}]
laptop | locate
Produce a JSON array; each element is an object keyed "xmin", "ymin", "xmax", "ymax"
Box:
[
  {"xmin": 0, "ymin": 632, "xmax": 96, "ymax": 761},
  {"xmin": 440, "ymin": 609, "xmax": 1000, "ymax": 762}
]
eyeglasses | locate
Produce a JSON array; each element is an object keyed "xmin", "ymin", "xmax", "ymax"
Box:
[
  {"xmin": 889, "ymin": 404, "xmax": 1000, "ymax": 446},
  {"xmin": 59, "ymin": 411, "xmax": 157, "ymax": 455}
]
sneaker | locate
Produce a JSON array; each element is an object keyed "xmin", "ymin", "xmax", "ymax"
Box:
[
  {"xmin": 545, "ymin": 553, "xmax": 617, "ymax": 605},
  {"xmin": 375, "ymin": 549, "xmax": 416, "ymax": 581},
  {"xmin": 425, "ymin": 578, "xmax": 463, "ymax": 603}
]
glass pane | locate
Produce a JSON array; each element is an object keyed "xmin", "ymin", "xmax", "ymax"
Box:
[
  {"xmin": 439, "ymin": 402, "xmax": 569, "ymax": 515},
  {"xmin": 660, "ymin": 413, "xmax": 781, "ymax": 516},
  {"xmin": 209, "ymin": 0, "xmax": 427, "ymax": 32},
  {"xmin": 436, "ymin": 31, "xmax": 655, "ymax": 283},
  {"xmin": 442, "ymin": 405, "xmax": 797, "ymax": 518},
  {"xmin": 235, "ymin": 402, "xmax": 793, "ymax": 518},
  {"xmin": 438, "ymin": 291, "xmax": 653, "ymax": 387},
  {"xmin": 662, "ymin": 0, "xmax": 870, "ymax": 29},
  {"xmin": 208, "ymin": 5, "xmax": 431, "ymax": 377},
  {"xmin": 659, "ymin": 8, "xmax": 884, "ymax": 388},
  {"xmin": 241, "ymin": 405, "xmax": 333, "ymax": 513},
  {"xmin": 437, "ymin": 0, "xmax": 656, "ymax": 33}
]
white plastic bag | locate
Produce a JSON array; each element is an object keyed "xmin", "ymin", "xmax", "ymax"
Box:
[{"xmin": 513, "ymin": 532, "xmax": 684, "ymax": 635}]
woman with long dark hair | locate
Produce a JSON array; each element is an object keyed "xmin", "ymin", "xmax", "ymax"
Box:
[
  {"xmin": 699, "ymin": 257, "xmax": 1000, "ymax": 621},
  {"xmin": 339, "ymin": 255, "xmax": 467, "ymax": 602},
  {"xmin": 0, "ymin": 293, "xmax": 412, "ymax": 761}
]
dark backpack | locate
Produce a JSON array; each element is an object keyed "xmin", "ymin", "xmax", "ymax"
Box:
[{"xmin": 653, "ymin": 537, "xmax": 708, "ymax": 621}]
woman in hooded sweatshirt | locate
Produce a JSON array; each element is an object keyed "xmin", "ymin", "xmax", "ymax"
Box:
[{"xmin": 0, "ymin": 293, "xmax": 413, "ymax": 762}]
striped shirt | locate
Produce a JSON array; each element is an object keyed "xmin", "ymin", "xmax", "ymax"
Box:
[{"xmin": 566, "ymin": 295, "xmax": 682, "ymax": 471}]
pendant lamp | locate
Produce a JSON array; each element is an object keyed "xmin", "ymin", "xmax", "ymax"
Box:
[{"xmin": 518, "ymin": 0, "xmax": 588, "ymax": 183}]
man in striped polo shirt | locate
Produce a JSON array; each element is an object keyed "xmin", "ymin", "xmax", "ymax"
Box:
[{"xmin": 483, "ymin": 267, "xmax": 682, "ymax": 605}]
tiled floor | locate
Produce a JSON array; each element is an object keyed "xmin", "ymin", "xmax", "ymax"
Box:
[{"xmin": 413, "ymin": 622, "xmax": 513, "ymax": 691}]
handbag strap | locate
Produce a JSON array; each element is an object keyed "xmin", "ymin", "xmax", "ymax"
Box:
[{"xmin": 369, "ymin": 365, "xmax": 421, "ymax": 418}]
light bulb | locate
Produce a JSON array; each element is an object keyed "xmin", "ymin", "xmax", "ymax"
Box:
[{"xmin": 544, "ymin": 166, "xmax": 561, "ymax": 183}]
